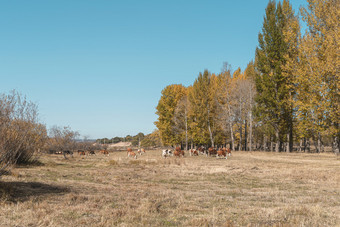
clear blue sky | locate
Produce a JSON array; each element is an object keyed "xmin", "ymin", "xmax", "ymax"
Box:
[{"xmin": 0, "ymin": 0, "xmax": 306, "ymax": 139}]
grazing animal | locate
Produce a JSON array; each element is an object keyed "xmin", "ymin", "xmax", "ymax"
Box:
[
  {"xmin": 208, "ymin": 147, "xmax": 217, "ymax": 156},
  {"xmin": 174, "ymin": 150, "xmax": 181, "ymax": 157},
  {"xmin": 63, "ymin": 150, "xmax": 73, "ymax": 159},
  {"xmin": 127, "ymin": 148, "xmax": 136, "ymax": 158},
  {"xmin": 78, "ymin": 150, "xmax": 86, "ymax": 156},
  {"xmin": 216, "ymin": 148, "xmax": 227, "ymax": 159},
  {"xmin": 100, "ymin": 150, "xmax": 109, "ymax": 156},
  {"xmin": 162, "ymin": 149, "xmax": 172, "ymax": 158},
  {"xmin": 190, "ymin": 149, "xmax": 198, "ymax": 156},
  {"xmin": 174, "ymin": 147, "xmax": 184, "ymax": 157},
  {"xmin": 198, "ymin": 146, "xmax": 207, "ymax": 155},
  {"xmin": 127, "ymin": 151, "xmax": 137, "ymax": 159},
  {"xmin": 137, "ymin": 148, "xmax": 146, "ymax": 155},
  {"xmin": 88, "ymin": 150, "xmax": 96, "ymax": 155},
  {"xmin": 226, "ymin": 148, "xmax": 231, "ymax": 156}
]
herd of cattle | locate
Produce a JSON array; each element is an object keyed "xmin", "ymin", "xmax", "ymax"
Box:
[
  {"xmin": 50, "ymin": 146, "xmax": 231, "ymax": 159},
  {"xmin": 50, "ymin": 149, "xmax": 106, "ymax": 158},
  {"xmin": 162, "ymin": 146, "xmax": 231, "ymax": 159}
]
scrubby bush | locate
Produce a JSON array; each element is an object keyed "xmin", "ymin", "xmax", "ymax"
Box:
[
  {"xmin": 47, "ymin": 125, "xmax": 79, "ymax": 155},
  {"xmin": 0, "ymin": 90, "xmax": 47, "ymax": 176}
]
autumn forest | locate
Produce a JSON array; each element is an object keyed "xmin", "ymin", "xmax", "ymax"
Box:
[{"xmin": 155, "ymin": 0, "xmax": 339, "ymax": 154}]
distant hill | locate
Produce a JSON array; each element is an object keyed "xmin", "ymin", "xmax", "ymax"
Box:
[
  {"xmin": 108, "ymin": 142, "xmax": 132, "ymax": 147},
  {"xmin": 75, "ymin": 139, "xmax": 96, "ymax": 143}
]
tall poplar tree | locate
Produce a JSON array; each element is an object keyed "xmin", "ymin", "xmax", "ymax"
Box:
[
  {"xmin": 189, "ymin": 70, "xmax": 219, "ymax": 147},
  {"xmin": 244, "ymin": 61, "xmax": 257, "ymax": 151},
  {"xmin": 255, "ymin": 0, "xmax": 297, "ymax": 152},
  {"xmin": 155, "ymin": 84, "xmax": 187, "ymax": 146},
  {"xmin": 173, "ymin": 88, "xmax": 191, "ymax": 150},
  {"xmin": 281, "ymin": 0, "xmax": 300, "ymax": 152},
  {"xmin": 217, "ymin": 66, "xmax": 236, "ymax": 151},
  {"xmin": 299, "ymin": 0, "xmax": 340, "ymax": 154}
]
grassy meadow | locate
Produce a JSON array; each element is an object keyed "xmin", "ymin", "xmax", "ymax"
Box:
[{"xmin": 0, "ymin": 150, "xmax": 339, "ymax": 226}]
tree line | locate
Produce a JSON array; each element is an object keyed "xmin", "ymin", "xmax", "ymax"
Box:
[
  {"xmin": 0, "ymin": 91, "xmax": 89, "ymax": 177},
  {"xmin": 97, "ymin": 131, "xmax": 163, "ymax": 148},
  {"xmin": 155, "ymin": 0, "xmax": 339, "ymax": 154},
  {"xmin": 96, "ymin": 132, "xmax": 145, "ymax": 146}
]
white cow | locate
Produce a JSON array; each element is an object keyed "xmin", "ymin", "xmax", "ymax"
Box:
[{"xmin": 162, "ymin": 149, "xmax": 173, "ymax": 158}]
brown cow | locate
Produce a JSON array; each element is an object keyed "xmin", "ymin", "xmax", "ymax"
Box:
[
  {"xmin": 208, "ymin": 147, "xmax": 217, "ymax": 156},
  {"xmin": 78, "ymin": 150, "xmax": 86, "ymax": 156},
  {"xmin": 174, "ymin": 147, "xmax": 184, "ymax": 157},
  {"xmin": 173, "ymin": 150, "xmax": 181, "ymax": 157},
  {"xmin": 190, "ymin": 149, "xmax": 198, "ymax": 156},
  {"xmin": 216, "ymin": 148, "xmax": 227, "ymax": 159},
  {"xmin": 137, "ymin": 148, "xmax": 146, "ymax": 155},
  {"xmin": 127, "ymin": 151, "xmax": 137, "ymax": 159},
  {"xmin": 127, "ymin": 148, "xmax": 137, "ymax": 159},
  {"xmin": 100, "ymin": 150, "xmax": 109, "ymax": 156}
]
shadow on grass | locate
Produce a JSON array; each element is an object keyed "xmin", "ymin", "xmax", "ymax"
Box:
[
  {"xmin": 0, "ymin": 170, "xmax": 11, "ymax": 176},
  {"xmin": 16, "ymin": 159, "xmax": 45, "ymax": 168},
  {"xmin": 0, "ymin": 181, "xmax": 70, "ymax": 202}
]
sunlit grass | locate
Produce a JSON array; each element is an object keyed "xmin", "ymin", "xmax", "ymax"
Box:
[{"xmin": 0, "ymin": 150, "xmax": 339, "ymax": 226}]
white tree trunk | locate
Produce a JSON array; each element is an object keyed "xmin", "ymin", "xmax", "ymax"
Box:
[
  {"xmin": 249, "ymin": 111, "xmax": 253, "ymax": 151},
  {"xmin": 275, "ymin": 129, "xmax": 279, "ymax": 152},
  {"xmin": 185, "ymin": 110, "xmax": 188, "ymax": 151},
  {"xmin": 207, "ymin": 107, "xmax": 214, "ymax": 147},
  {"xmin": 286, "ymin": 133, "xmax": 290, "ymax": 152}
]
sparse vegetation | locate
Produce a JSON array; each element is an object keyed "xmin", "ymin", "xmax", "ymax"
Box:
[
  {"xmin": 0, "ymin": 90, "xmax": 47, "ymax": 176},
  {"xmin": 0, "ymin": 150, "xmax": 339, "ymax": 226},
  {"xmin": 0, "ymin": 0, "xmax": 338, "ymax": 226},
  {"xmin": 47, "ymin": 126, "xmax": 80, "ymax": 155}
]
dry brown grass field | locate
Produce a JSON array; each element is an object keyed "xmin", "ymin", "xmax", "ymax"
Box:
[{"xmin": 0, "ymin": 150, "xmax": 339, "ymax": 227}]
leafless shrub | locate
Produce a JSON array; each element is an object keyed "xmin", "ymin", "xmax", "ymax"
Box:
[
  {"xmin": 48, "ymin": 126, "xmax": 79, "ymax": 158},
  {"xmin": 15, "ymin": 121, "xmax": 47, "ymax": 164},
  {"xmin": 0, "ymin": 90, "xmax": 47, "ymax": 176},
  {"xmin": 91, "ymin": 143, "xmax": 102, "ymax": 152},
  {"xmin": 77, "ymin": 136, "xmax": 96, "ymax": 153}
]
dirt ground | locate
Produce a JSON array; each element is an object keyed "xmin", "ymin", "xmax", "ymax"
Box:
[{"xmin": 0, "ymin": 150, "xmax": 339, "ymax": 226}]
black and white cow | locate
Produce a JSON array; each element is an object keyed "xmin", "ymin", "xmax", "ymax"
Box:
[{"xmin": 162, "ymin": 149, "xmax": 173, "ymax": 158}]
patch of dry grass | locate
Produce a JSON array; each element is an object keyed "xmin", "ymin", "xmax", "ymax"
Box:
[{"xmin": 0, "ymin": 151, "xmax": 339, "ymax": 226}]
